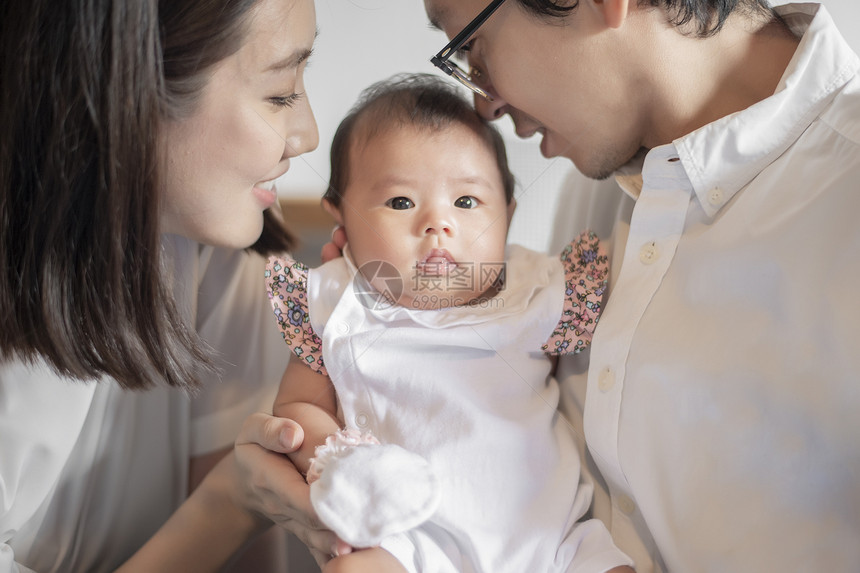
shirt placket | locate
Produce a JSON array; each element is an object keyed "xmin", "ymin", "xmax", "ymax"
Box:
[{"xmin": 585, "ymin": 145, "xmax": 694, "ymax": 545}]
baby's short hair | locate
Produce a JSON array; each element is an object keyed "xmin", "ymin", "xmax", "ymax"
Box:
[{"xmin": 324, "ymin": 73, "xmax": 515, "ymax": 207}]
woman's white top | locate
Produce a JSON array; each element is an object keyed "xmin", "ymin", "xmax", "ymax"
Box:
[{"xmin": 0, "ymin": 235, "xmax": 286, "ymax": 572}]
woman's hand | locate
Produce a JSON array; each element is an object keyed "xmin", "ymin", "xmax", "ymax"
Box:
[
  {"xmin": 233, "ymin": 412, "xmax": 339, "ymax": 565},
  {"xmin": 320, "ymin": 226, "xmax": 347, "ymax": 263},
  {"xmin": 118, "ymin": 413, "xmax": 337, "ymax": 571}
]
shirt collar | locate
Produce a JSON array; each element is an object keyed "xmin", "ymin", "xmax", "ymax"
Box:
[{"xmin": 615, "ymin": 3, "xmax": 860, "ymax": 216}]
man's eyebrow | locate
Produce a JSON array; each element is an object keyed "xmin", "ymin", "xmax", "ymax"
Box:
[
  {"xmin": 265, "ymin": 29, "xmax": 320, "ymax": 72},
  {"xmin": 426, "ymin": 7, "xmax": 444, "ymax": 31}
]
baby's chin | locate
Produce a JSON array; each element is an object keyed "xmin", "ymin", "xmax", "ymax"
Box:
[{"xmin": 402, "ymin": 285, "xmax": 500, "ymax": 311}]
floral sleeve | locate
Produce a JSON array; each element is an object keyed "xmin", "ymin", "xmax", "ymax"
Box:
[
  {"xmin": 542, "ymin": 230, "xmax": 609, "ymax": 355},
  {"xmin": 265, "ymin": 255, "xmax": 327, "ymax": 376}
]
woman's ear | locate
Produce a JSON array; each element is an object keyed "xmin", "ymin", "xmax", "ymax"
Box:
[
  {"xmin": 506, "ymin": 198, "xmax": 517, "ymax": 227},
  {"xmin": 322, "ymin": 198, "xmax": 344, "ymax": 227},
  {"xmin": 595, "ymin": 0, "xmax": 629, "ymax": 29}
]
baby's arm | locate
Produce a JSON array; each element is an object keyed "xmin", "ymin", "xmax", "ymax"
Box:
[
  {"xmin": 274, "ymin": 363, "xmax": 408, "ymax": 572},
  {"xmin": 273, "ymin": 357, "xmax": 340, "ymax": 476}
]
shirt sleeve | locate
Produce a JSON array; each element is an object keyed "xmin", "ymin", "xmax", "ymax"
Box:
[
  {"xmin": 265, "ymin": 255, "xmax": 327, "ymax": 377},
  {"xmin": 190, "ymin": 244, "xmax": 289, "ymax": 455},
  {"xmin": 542, "ymin": 230, "xmax": 609, "ymax": 355},
  {"xmin": 0, "ymin": 360, "xmax": 97, "ymax": 573},
  {"xmin": 0, "ymin": 549, "xmax": 35, "ymax": 573}
]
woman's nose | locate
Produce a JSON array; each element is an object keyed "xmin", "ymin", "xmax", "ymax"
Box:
[{"xmin": 284, "ymin": 97, "xmax": 319, "ymax": 158}]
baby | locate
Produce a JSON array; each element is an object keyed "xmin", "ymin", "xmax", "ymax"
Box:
[{"xmin": 266, "ymin": 74, "xmax": 633, "ymax": 573}]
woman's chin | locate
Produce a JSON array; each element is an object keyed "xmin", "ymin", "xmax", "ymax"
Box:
[{"xmin": 164, "ymin": 217, "xmax": 264, "ymax": 250}]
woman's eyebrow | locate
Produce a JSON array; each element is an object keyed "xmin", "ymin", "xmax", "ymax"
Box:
[{"xmin": 265, "ymin": 29, "xmax": 319, "ymax": 72}]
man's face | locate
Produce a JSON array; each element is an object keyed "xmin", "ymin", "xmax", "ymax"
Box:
[{"xmin": 425, "ymin": 0, "xmax": 645, "ymax": 180}]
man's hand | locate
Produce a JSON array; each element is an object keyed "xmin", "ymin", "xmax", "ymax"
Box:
[{"xmin": 320, "ymin": 226, "xmax": 347, "ymax": 263}]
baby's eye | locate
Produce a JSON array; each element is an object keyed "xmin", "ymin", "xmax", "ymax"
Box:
[
  {"xmin": 454, "ymin": 196, "xmax": 478, "ymax": 209},
  {"xmin": 386, "ymin": 197, "xmax": 414, "ymax": 210}
]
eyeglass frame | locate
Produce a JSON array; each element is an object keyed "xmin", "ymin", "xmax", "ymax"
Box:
[{"xmin": 430, "ymin": 0, "xmax": 507, "ymax": 101}]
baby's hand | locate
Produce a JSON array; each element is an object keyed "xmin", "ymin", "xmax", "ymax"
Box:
[
  {"xmin": 308, "ymin": 429, "xmax": 441, "ymax": 549},
  {"xmin": 320, "ymin": 226, "xmax": 347, "ymax": 263}
]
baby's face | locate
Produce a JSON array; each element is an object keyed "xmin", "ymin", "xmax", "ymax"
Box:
[{"xmin": 337, "ymin": 123, "xmax": 511, "ymax": 310}]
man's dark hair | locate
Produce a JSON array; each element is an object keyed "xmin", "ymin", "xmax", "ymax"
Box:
[
  {"xmin": 517, "ymin": 0, "xmax": 773, "ymax": 37},
  {"xmin": 0, "ymin": 0, "xmax": 294, "ymax": 390},
  {"xmin": 325, "ymin": 73, "xmax": 516, "ymax": 208}
]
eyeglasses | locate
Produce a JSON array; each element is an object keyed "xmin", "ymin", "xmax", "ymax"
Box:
[{"xmin": 430, "ymin": 0, "xmax": 507, "ymax": 101}]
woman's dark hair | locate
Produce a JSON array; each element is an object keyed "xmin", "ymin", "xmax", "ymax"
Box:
[
  {"xmin": 517, "ymin": 0, "xmax": 772, "ymax": 37},
  {"xmin": 0, "ymin": 0, "xmax": 293, "ymax": 390},
  {"xmin": 325, "ymin": 73, "xmax": 515, "ymax": 209}
]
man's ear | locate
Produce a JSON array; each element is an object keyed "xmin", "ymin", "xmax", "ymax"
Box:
[
  {"xmin": 322, "ymin": 198, "xmax": 344, "ymax": 227},
  {"xmin": 595, "ymin": 0, "xmax": 629, "ymax": 29}
]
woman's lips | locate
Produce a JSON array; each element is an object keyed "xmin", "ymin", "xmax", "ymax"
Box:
[{"xmin": 253, "ymin": 179, "xmax": 279, "ymax": 208}]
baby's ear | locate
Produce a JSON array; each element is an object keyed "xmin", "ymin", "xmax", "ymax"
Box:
[{"xmin": 322, "ymin": 198, "xmax": 344, "ymax": 226}]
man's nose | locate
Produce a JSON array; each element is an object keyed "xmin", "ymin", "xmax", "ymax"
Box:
[{"xmin": 474, "ymin": 85, "xmax": 507, "ymax": 120}]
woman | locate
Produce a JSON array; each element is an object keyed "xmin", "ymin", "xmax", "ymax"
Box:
[{"xmin": 0, "ymin": 0, "xmax": 330, "ymax": 570}]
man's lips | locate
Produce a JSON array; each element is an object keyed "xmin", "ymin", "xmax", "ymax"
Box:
[
  {"xmin": 416, "ymin": 248, "xmax": 458, "ymax": 276},
  {"xmin": 516, "ymin": 126, "xmax": 543, "ymax": 139},
  {"xmin": 514, "ymin": 126, "xmax": 557, "ymax": 157}
]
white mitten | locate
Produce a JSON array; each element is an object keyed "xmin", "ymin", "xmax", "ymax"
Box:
[{"xmin": 307, "ymin": 429, "xmax": 442, "ymax": 548}]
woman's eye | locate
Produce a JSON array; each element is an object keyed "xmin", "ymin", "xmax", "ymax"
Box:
[
  {"xmin": 454, "ymin": 196, "xmax": 478, "ymax": 209},
  {"xmin": 269, "ymin": 92, "xmax": 304, "ymax": 108},
  {"xmin": 386, "ymin": 197, "xmax": 414, "ymax": 210}
]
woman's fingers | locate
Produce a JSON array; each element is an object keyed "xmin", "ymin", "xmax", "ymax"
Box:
[
  {"xmin": 282, "ymin": 522, "xmax": 338, "ymax": 566},
  {"xmin": 236, "ymin": 411, "xmax": 304, "ymax": 453},
  {"xmin": 232, "ymin": 412, "xmax": 336, "ymax": 558}
]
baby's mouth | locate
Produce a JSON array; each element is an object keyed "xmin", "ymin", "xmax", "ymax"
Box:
[{"xmin": 416, "ymin": 249, "xmax": 458, "ymax": 276}]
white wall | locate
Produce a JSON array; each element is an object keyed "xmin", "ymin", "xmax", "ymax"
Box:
[
  {"xmin": 279, "ymin": 0, "xmax": 860, "ymax": 252},
  {"xmin": 283, "ymin": 1, "xmax": 443, "ymax": 199}
]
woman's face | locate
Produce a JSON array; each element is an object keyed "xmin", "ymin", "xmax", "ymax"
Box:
[{"xmin": 160, "ymin": 0, "xmax": 319, "ymax": 248}]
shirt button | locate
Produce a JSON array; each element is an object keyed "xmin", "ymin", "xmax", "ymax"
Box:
[
  {"xmin": 618, "ymin": 494, "xmax": 636, "ymax": 515},
  {"xmin": 355, "ymin": 413, "xmax": 368, "ymax": 427},
  {"xmin": 336, "ymin": 322, "xmax": 350, "ymax": 334},
  {"xmin": 708, "ymin": 188, "xmax": 724, "ymax": 206},
  {"xmin": 598, "ymin": 367, "xmax": 615, "ymax": 392},
  {"xmin": 639, "ymin": 242, "xmax": 659, "ymax": 265}
]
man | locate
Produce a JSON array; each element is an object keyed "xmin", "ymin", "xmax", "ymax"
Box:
[{"xmin": 426, "ymin": 0, "xmax": 860, "ymax": 571}]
